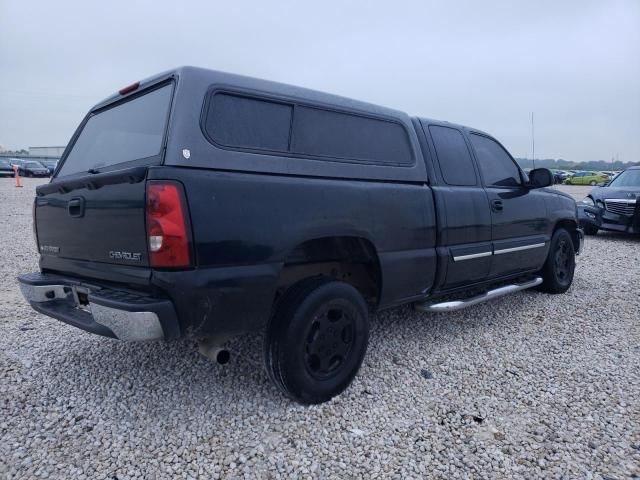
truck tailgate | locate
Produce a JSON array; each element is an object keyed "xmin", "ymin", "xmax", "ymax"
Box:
[{"xmin": 36, "ymin": 169, "xmax": 149, "ymax": 271}]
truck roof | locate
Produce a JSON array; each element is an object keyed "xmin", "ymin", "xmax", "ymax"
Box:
[
  {"xmin": 92, "ymin": 66, "xmax": 495, "ymax": 138},
  {"xmin": 92, "ymin": 66, "xmax": 409, "ymax": 121},
  {"xmin": 418, "ymin": 117, "xmax": 492, "ymax": 137}
]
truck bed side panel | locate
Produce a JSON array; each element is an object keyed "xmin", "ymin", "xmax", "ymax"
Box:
[{"xmin": 147, "ymin": 166, "xmax": 437, "ymax": 335}]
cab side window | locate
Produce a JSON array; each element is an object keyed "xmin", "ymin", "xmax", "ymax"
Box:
[
  {"xmin": 469, "ymin": 134, "xmax": 522, "ymax": 187},
  {"xmin": 429, "ymin": 126, "xmax": 477, "ymax": 186}
]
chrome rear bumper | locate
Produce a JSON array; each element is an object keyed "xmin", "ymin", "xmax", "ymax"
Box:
[{"xmin": 18, "ymin": 272, "xmax": 178, "ymax": 341}]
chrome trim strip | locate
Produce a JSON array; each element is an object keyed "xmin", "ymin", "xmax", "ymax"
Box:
[
  {"xmin": 452, "ymin": 251, "xmax": 492, "ymax": 262},
  {"xmin": 493, "ymin": 242, "xmax": 546, "ymax": 255},
  {"xmin": 415, "ymin": 277, "xmax": 543, "ymax": 312},
  {"xmin": 604, "ymin": 198, "xmax": 636, "ymax": 204}
]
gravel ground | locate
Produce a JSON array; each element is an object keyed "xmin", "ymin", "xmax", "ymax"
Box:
[{"xmin": 1, "ymin": 178, "xmax": 639, "ymax": 479}]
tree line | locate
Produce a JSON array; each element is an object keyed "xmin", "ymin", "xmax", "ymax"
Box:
[{"xmin": 515, "ymin": 158, "xmax": 640, "ymax": 171}]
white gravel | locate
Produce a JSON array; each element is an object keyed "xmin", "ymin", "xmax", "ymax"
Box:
[{"xmin": 1, "ymin": 178, "xmax": 639, "ymax": 479}]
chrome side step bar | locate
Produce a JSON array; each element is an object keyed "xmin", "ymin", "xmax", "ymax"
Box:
[{"xmin": 414, "ymin": 277, "xmax": 543, "ymax": 313}]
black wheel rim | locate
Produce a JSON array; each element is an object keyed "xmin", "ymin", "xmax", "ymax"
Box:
[
  {"xmin": 304, "ymin": 303, "xmax": 355, "ymax": 380},
  {"xmin": 554, "ymin": 239, "xmax": 571, "ymax": 283}
]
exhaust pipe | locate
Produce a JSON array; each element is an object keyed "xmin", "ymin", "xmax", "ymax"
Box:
[
  {"xmin": 198, "ymin": 338, "xmax": 231, "ymax": 364},
  {"xmin": 214, "ymin": 349, "xmax": 230, "ymax": 365}
]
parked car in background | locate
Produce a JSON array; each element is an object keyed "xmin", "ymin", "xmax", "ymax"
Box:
[
  {"xmin": 17, "ymin": 161, "xmax": 50, "ymax": 177},
  {"xmin": 39, "ymin": 160, "xmax": 59, "ymax": 176},
  {"xmin": 8, "ymin": 158, "xmax": 25, "ymax": 169},
  {"xmin": 607, "ymin": 171, "xmax": 621, "ymax": 181},
  {"xmin": 551, "ymin": 169, "xmax": 569, "ymax": 184},
  {"xmin": 564, "ymin": 171, "xmax": 609, "ymax": 186},
  {"xmin": 0, "ymin": 159, "xmax": 17, "ymax": 177},
  {"xmin": 0, "ymin": 159, "xmax": 15, "ymax": 177},
  {"xmin": 579, "ymin": 166, "xmax": 640, "ymax": 235}
]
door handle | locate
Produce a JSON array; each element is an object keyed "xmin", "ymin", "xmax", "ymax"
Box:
[
  {"xmin": 491, "ymin": 199, "xmax": 503, "ymax": 212},
  {"xmin": 67, "ymin": 197, "xmax": 85, "ymax": 218}
]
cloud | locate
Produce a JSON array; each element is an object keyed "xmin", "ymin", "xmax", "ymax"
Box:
[{"xmin": 1, "ymin": 0, "xmax": 638, "ymax": 161}]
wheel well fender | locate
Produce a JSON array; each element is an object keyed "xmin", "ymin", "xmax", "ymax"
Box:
[
  {"xmin": 276, "ymin": 236, "xmax": 382, "ymax": 307},
  {"xmin": 553, "ymin": 219, "xmax": 580, "ymax": 252}
]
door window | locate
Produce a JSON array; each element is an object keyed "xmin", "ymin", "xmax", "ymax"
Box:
[
  {"xmin": 469, "ymin": 134, "xmax": 522, "ymax": 187},
  {"xmin": 429, "ymin": 126, "xmax": 477, "ymax": 186}
]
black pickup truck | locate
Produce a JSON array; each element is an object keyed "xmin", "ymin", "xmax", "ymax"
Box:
[{"xmin": 19, "ymin": 67, "xmax": 583, "ymax": 404}]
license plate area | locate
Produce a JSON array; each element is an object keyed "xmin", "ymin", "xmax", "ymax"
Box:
[{"xmin": 72, "ymin": 286, "xmax": 91, "ymax": 312}]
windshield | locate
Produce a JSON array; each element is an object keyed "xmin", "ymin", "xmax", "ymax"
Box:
[
  {"xmin": 0, "ymin": 160, "xmax": 10, "ymax": 167},
  {"xmin": 609, "ymin": 169, "xmax": 640, "ymax": 188},
  {"xmin": 25, "ymin": 162, "xmax": 44, "ymax": 168},
  {"xmin": 57, "ymin": 83, "xmax": 173, "ymax": 177}
]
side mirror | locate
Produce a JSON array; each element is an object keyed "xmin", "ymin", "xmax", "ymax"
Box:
[{"xmin": 527, "ymin": 168, "xmax": 553, "ymax": 188}]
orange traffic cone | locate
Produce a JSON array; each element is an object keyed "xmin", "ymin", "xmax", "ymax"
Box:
[{"xmin": 13, "ymin": 165, "xmax": 22, "ymax": 188}]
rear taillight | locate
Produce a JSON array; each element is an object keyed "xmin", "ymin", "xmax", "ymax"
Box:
[{"xmin": 146, "ymin": 181, "xmax": 192, "ymax": 268}]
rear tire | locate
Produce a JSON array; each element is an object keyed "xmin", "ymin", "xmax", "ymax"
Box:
[
  {"xmin": 264, "ymin": 277, "xmax": 369, "ymax": 404},
  {"xmin": 538, "ymin": 228, "xmax": 575, "ymax": 293}
]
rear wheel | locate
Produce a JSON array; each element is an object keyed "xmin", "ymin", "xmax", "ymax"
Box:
[
  {"xmin": 538, "ymin": 228, "xmax": 575, "ymax": 293},
  {"xmin": 264, "ymin": 277, "xmax": 369, "ymax": 404}
]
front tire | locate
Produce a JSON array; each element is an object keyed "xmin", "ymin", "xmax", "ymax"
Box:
[
  {"xmin": 590, "ymin": 180, "xmax": 597, "ymax": 186},
  {"xmin": 264, "ymin": 277, "xmax": 369, "ymax": 404},
  {"xmin": 538, "ymin": 228, "xmax": 576, "ymax": 293}
]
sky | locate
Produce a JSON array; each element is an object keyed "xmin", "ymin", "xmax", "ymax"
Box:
[{"xmin": 1, "ymin": 0, "xmax": 639, "ymax": 163}]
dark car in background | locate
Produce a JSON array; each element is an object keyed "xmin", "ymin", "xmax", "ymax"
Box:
[
  {"xmin": 8, "ymin": 158, "xmax": 25, "ymax": 169},
  {"xmin": 580, "ymin": 166, "xmax": 640, "ymax": 235},
  {"xmin": 39, "ymin": 160, "xmax": 59, "ymax": 176},
  {"xmin": 17, "ymin": 161, "xmax": 50, "ymax": 177},
  {"xmin": 0, "ymin": 159, "xmax": 15, "ymax": 177},
  {"xmin": 551, "ymin": 169, "xmax": 569, "ymax": 184}
]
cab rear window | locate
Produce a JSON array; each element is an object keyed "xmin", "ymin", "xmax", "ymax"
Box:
[{"xmin": 57, "ymin": 83, "xmax": 173, "ymax": 177}]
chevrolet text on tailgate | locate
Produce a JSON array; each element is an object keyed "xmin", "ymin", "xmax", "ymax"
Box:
[{"xmin": 19, "ymin": 67, "xmax": 583, "ymax": 404}]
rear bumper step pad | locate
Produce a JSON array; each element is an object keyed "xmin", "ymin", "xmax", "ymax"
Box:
[{"xmin": 18, "ymin": 272, "xmax": 179, "ymax": 341}]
